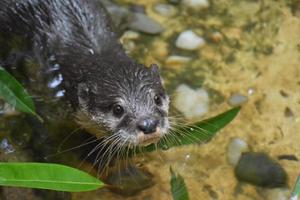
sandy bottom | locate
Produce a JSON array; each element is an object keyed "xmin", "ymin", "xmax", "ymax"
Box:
[{"xmin": 74, "ymin": 1, "xmax": 300, "ymax": 199}]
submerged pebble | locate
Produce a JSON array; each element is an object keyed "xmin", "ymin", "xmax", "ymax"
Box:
[
  {"xmin": 235, "ymin": 152, "xmax": 287, "ymax": 188},
  {"xmin": 129, "ymin": 13, "xmax": 164, "ymax": 34},
  {"xmin": 0, "ymin": 100, "xmax": 18, "ymax": 116},
  {"xmin": 103, "ymin": 2, "xmax": 131, "ymax": 30},
  {"xmin": 106, "ymin": 165, "xmax": 154, "ymax": 196},
  {"xmin": 121, "ymin": 30, "xmax": 140, "ymax": 40},
  {"xmin": 154, "ymin": 3, "xmax": 177, "ymax": 17},
  {"xmin": 227, "ymin": 138, "xmax": 249, "ymax": 166},
  {"xmin": 165, "ymin": 55, "xmax": 192, "ymax": 69},
  {"xmin": 175, "ymin": 30, "xmax": 205, "ymax": 50},
  {"xmin": 284, "ymin": 107, "xmax": 294, "ymax": 118},
  {"xmin": 261, "ymin": 188, "xmax": 290, "ymax": 200},
  {"xmin": 182, "ymin": 0, "xmax": 210, "ymax": 9},
  {"xmin": 228, "ymin": 94, "xmax": 248, "ymax": 106},
  {"xmin": 248, "ymin": 87, "xmax": 256, "ymax": 96},
  {"xmin": 0, "ymin": 139, "xmax": 14, "ymax": 154},
  {"xmin": 129, "ymin": 4, "xmax": 146, "ymax": 14},
  {"xmin": 210, "ymin": 31, "xmax": 223, "ymax": 43},
  {"xmin": 173, "ymin": 84, "xmax": 209, "ymax": 118}
]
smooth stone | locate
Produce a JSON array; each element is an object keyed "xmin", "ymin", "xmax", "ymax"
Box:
[
  {"xmin": 0, "ymin": 101, "xmax": 19, "ymax": 116},
  {"xmin": 175, "ymin": 30, "xmax": 205, "ymax": 50},
  {"xmin": 129, "ymin": 4, "xmax": 146, "ymax": 14},
  {"xmin": 0, "ymin": 139, "xmax": 15, "ymax": 154},
  {"xmin": 121, "ymin": 30, "xmax": 140, "ymax": 40},
  {"xmin": 182, "ymin": 0, "xmax": 209, "ymax": 9},
  {"xmin": 104, "ymin": 2, "xmax": 132, "ymax": 30},
  {"xmin": 166, "ymin": 55, "xmax": 192, "ymax": 65},
  {"xmin": 154, "ymin": 4, "xmax": 177, "ymax": 17},
  {"xmin": 262, "ymin": 188, "xmax": 289, "ymax": 200},
  {"xmin": 210, "ymin": 31, "xmax": 223, "ymax": 43},
  {"xmin": 227, "ymin": 138, "xmax": 249, "ymax": 166},
  {"xmin": 235, "ymin": 152, "xmax": 287, "ymax": 188},
  {"xmin": 106, "ymin": 165, "xmax": 154, "ymax": 196},
  {"xmin": 168, "ymin": 0, "xmax": 181, "ymax": 5},
  {"xmin": 173, "ymin": 84, "xmax": 209, "ymax": 119},
  {"xmin": 129, "ymin": 13, "xmax": 164, "ymax": 34},
  {"xmin": 228, "ymin": 94, "xmax": 248, "ymax": 106},
  {"xmin": 248, "ymin": 87, "xmax": 256, "ymax": 96}
]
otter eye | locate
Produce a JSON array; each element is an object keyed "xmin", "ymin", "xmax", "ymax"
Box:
[
  {"xmin": 154, "ymin": 95, "xmax": 162, "ymax": 106},
  {"xmin": 112, "ymin": 105, "xmax": 124, "ymax": 117}
]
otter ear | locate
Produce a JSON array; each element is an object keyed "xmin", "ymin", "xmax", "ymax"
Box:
[
  {"xmin": 149, "ymin": 63, "xmax": 159, "ymax": 74},
  {"xmin": 149, "ymin": 63, "xmax": 164, "ymax": 84}
]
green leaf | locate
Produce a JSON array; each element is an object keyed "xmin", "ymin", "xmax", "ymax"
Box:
[
  {"xmin": 0, "ymin": 162, "xmax": 104, "ymax": 192},
  {"xmin": 143, "ymin": 106, "xmax": 241, "ymax": 152},
  {"xmin": 170, "ymin": 167, "xmax": 189, "ymax": 200},
  {"xmin": 0, "ymin": 66, "xmax": 42, "ymax": 121},
  {"xmin": 291, "ymin": 175, "xmax": 300, "ymax": 199}
]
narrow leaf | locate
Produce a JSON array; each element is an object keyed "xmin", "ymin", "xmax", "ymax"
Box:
[
  {"xmin": 291, "ymin": 175, "xmax": 300, "ymax": 200},
  {"xmin": 143, "ymin": 106, "xmax": 241, "ymax": 152},
  {"xmin": 0, "ymin": 162, "xmax": 104, "ymax": 192},
  {"xmin": 0, "ymin": 66, "xmax": 42, "ymax": 121},
  {"xmin": 170, "ymin": 167, "xmax": 189, "ymax": 200}
]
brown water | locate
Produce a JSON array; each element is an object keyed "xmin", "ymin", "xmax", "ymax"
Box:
[{"xmin": 1, "ymin": 0, "xmax": 300, "ymax": 199}]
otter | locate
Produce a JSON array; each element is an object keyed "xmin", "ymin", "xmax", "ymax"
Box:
[{"xmin": 0, "ymin": 0, "xmax": 170, "ymax": 150}]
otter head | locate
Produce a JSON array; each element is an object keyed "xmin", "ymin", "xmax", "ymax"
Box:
[{"xmin": 76, "ymin": 62, "xmax": 169, "ymax": 147}]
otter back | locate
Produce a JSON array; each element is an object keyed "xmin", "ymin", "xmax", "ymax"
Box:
[
  {"xmin": 0, "ymin": 0, "xmax": 132, "ymax": 107},
  {"xmin": 0, "ymin": 0, "xmax": 170, "ymax": 149}
]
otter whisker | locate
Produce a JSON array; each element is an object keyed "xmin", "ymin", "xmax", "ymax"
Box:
[
  {"xmin": 89, "ymin": 134, "xmax": 118, "ymax": 157},
  {"xmin": 169, "ymin": 115, "xmax": 220, "ymax": 133},
  {"xmin": 45, "ymin": 135, "xmax": 100, "ymax": 160},
  {"xmin": 163, "ymin": 130, "xmax": 178, "ymax": 147},
  {"xmin": 93, "ymin": 135, "xmax": 119, "ymax": 166},
  {"xmin": 115, "ymin": 138, "xmax": 129, "ymax": 181},
  {"xmin": 78, "ymin": 134, "xmax": 119, "ymax": 170},
  {"xmin": 170, "ymin": 121, "xmax": 213, "ymax": 137},
  {"xmin": 167, "ymin": 122, "xmax": 199, "ymax": 145},
  {"xmin": 103, "ymin": 137, "xmax": 129, "ymax": 176},
  {"xmin": 57, "ymin": 126, "xmax": 83, "ymax": 152},
  {"xmin": 164, "ymin": 132, "xmax": 181, "ymax": 147},
  {"xmin": 97, "ymin": 136, "xmax": 123, "ymax": 175},
  {"xmin": 95, "ymin": 141, "xmax": 117, "ymax": 176},
  {"xmin": 124, "ymin": 142, "xmax": 132, "ymax": 170},
  {"xmin": 170, "ymin": 127, "xmax": 206, "ymax": 145}
]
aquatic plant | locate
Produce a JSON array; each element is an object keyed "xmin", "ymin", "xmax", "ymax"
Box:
[
  {"xmin": 0, "ymin": 66, "xmax": 240, "ymax": 195},
  {"xmin": 0, "ymin": 66, "xmax": 43, "ymax": 121},
  {"xmin": 291, "ymin": 175, "xmax": 300, "ymax": 200},
  {"xmin": 0, "ymin": 162, "xmax": 104, "ymax": 192},
  {"xmin": 170, "ymin": 167, "xmax": 189, "ymax": 200}
]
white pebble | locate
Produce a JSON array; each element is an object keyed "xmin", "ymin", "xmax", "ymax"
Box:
[
  {"xmin": 154, "ymin": 4, "xmax": 177, "ymax": 17},
  {"xmin": 166, "ymin": 55, "xmax": 191, "ymax": 64},
  {"xmin": 182, "ymin": 0, "xmax": 210, "ymax": 9},
  {"xmin": 173, "ymin": 84, "xmax": 209, "ymax": 119},
  {"xmin": 121, "ymin": 31, "xmax": 140, "ymax": 40},
  {"xmin": 227, "ymin": 138, "xmax": 249, "ymax": 166},
  {"xmin": 247, "ymin": 87, "xmax": 255, "ymax": 96},
  {"xmin": 175, "ymin": 30, "xmax": 205, "ymax": 50},
  {"xmin": 228, "ymin": 94, "xmax": 248, "ymax": 106}
]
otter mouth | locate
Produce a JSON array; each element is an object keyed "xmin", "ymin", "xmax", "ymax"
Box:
[{"xmin": 137, "ymin": 128, "xmax": 162, "ymax": 146}]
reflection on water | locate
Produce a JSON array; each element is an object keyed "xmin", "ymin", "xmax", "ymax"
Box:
[{"xmin": 1, "ymin": 0, "xmax": 300, "ymax": 199}]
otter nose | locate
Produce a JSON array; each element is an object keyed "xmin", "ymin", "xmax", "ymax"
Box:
[{"xmin": 137, "ymin": 118, "xmax": 159, "ymax": 134}]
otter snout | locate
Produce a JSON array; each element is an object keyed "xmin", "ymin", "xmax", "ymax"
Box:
[{"xmin": 137, "ymin": 118, "xmax": 159, "ymax": 134}]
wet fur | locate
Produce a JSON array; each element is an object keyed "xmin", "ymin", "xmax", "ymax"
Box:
[{"xmin": 0, "ymin": 0, "xmax": 170, "ymax": 146}]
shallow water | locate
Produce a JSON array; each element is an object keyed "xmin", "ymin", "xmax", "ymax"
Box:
[{"xmin": 1, "ymin": 0, "xmax": 300, "ymax": 199}]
